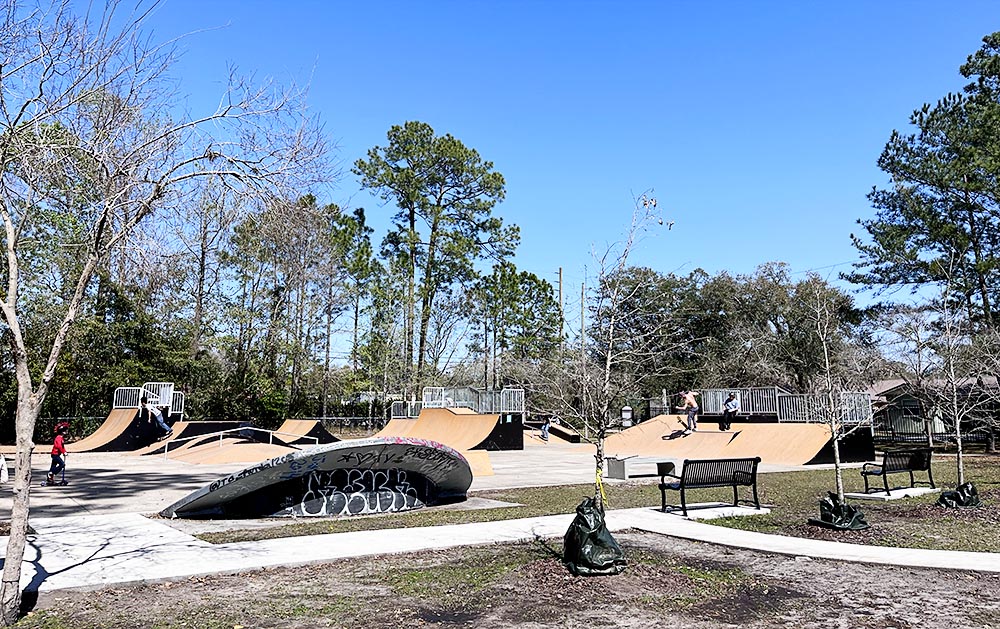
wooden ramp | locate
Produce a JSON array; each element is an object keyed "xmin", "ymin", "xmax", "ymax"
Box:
[
  {"xmin": 375, "ymin": 408, "xmax": 500, "ymax": 475},
  {"xmin": 459, "ymin": 450, "xmax": 494, "ymax": 476},
  {"xmin": 397, "ymin": 408, "xmax": 501, "ymax": 450},
  {"xmin": 274, "ymin": 419, "xmax": 339, "ymax": 444},
  {"xmin": 63, "ymin": 408, "xmax": 160, "ymax": 453},
  {"xmin": 127, "ymin": 421, "xmax": 248, "ymax": 456},
  {"xmin": 165, "ymin": 437, "xmax": 297, "ymax": 465},
  {"xmin": 374, "ymin": 418, "xmax": 419, "ymax": 438},
  {"xmin": 605, "ymin": 414, "xmax": 846, "ymax": 465},
  {"xmin": 723, "ymin": 423, "xmax": 834, "ymax": 465},
  {"xmin": 128, "ymin": 421, "xmax": 196, "ymax": 456}
]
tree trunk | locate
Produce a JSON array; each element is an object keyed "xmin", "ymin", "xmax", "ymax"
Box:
[
  {"xmin": 964, "ymin": 204, "xmax": 994, "ymax": 330},
  {"xmin": 594, "ymin": 436, "xmax": 606, "ymax": 510},
  {"xmin": 416, "ymin": 216, "xmax": 441, "ymax": 386},
  {"xmin": 483, "ymin": 319, "xmax": 489, "ymax": 389},
  {"xmin": 191, "ymin": 217, "xmax": 209, "ymax": 356},
  {"xmin": 406, "ymin": 207, "xmax": 417, "ymax": 397},
  {"xmin": 352, "ymin": 281, "xmax": 361, "ymax": 371},
  {"xmin": 832, "ymin": 433, "xmax": 845, "ymax": 503},
  {"xmin": 0, "ymin": 401, "xmax": 39, "ymax": 625}
]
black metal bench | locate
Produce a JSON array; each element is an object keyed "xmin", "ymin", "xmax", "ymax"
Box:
[
  {"xmin": 658, "ymin": 457, "xmax": 761, "ymax": 516},
  {"xmin": 861, "ymin": 448, "xmax": 935, "ymax": 495}
]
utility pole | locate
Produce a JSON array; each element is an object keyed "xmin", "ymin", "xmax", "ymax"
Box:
[
  {"xmin": 581, "ymin": 277, "xmax": 587, "ymax": 440},
  {"xmin": 558, "ymin": 267, "xmax": 564, "ymax": 345}
]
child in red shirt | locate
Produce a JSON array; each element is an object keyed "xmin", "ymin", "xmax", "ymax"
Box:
[{"xmin": 47, "ymin": 422, "xmax": 68, "ymax": 484}]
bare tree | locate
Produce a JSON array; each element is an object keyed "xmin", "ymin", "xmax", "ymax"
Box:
[
  {"xmin": 803, "ymin": 275, "xmax": 877, "ymax": 502},
  {"xmin": 0, "ymin": 1, "xmax": 327, "ymax": 621},
  {"xmin": 884, "ymin": 257, "xmax": 996, "ymax": 487},
  {"xmin": 524, "ymin": 192, "xmax": 679, "ymax": 508},
  {"xmin": 880, "ymin": 305, "xmax": 942, "ymax": 448},
  {"xmin": 166, "ymin": 176, "xmax": 243, "ymax": 356},
  {"xmin": 921, "ymin": 270, "xmax": 991, "ymax": 486}
]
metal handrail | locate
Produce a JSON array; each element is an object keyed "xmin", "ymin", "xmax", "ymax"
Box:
[{"xmin": 162, "ymin": 427, "xmax": 318, "ymax": 458}]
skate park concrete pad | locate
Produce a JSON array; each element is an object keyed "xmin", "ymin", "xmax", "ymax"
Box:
[
  {"xmin": 657, "ymin": 503, "xmax": 771, "ymax": 520},
  {"xmin": 845, "ymin": 487, "xmax": 942, "ymax": 501},
  {"xmin": 161, "ymin": 437, "xmax": 473, "ymax": 518}
]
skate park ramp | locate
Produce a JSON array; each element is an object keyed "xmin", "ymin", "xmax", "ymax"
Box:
[
  {"xmin": 63, "ymin": 408, "xmax": 160, "ymax": 453},
  {"xmin": 163, "ymin": 436, "xmax": 298, "ymax": 465},
  {"xmin": 524, "ymin": 421, "xmax": 581, "ymax": 444},
  {"xmin": 274, "ymin": 419, "xmax": 339, "ymax": 445},
  {"xmin": 128, "ymin": 421, "xmax": 247, "ymax": 456},
  {"xmin": 375, "ymin": 417, "xmax": 419, "ymax": 438},
  {"xmin": 0, "ymin": 411, "xmax": 142, "ymax": 454},
  {"xmin": 375, "ymin": 410, "xmax": 500, "ymax": 475},
  {"xmin": 605, "ymin": 414, "xmax": 870, "ymax": 466},
  {"xmin": 161, "ymin": 437, "xmax": 473, "ymax": 518},
  {"xmin": 377, "ymin": 408, "xmax": 517, "ymax": 451}
]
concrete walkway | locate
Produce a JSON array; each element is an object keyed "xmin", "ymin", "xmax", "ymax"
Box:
[{"xmin": 4, "ymin": 506, "xmax": 1000, "ymax": 594}]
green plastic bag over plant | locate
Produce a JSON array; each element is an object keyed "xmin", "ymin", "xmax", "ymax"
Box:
[{"xmin": 563, "ymin": 497, "xmax": 627, "ymax": 576}]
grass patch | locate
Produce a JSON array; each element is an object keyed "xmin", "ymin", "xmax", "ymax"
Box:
[
  {"xmin": 377, "ymin": 545, "xmax": 540, "ymax": 602},
  {"xmin": 197, "ymin": 455, "xmax": 1000, "ymax": 554}
]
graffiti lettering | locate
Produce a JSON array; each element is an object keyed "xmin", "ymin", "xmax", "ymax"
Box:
[
  {"xmin": 209, "ymin": 452, "xmax": 297, "ymax": 492},
  {"xmin": 278, "ymin": 468, "xmax": 422, "ymax": 517},
  {"xmin": 336, "ymin": 451, "xmax": 401, "ymax": 466}
]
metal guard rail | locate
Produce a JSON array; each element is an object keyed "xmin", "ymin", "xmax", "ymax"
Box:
[{"xmin": 162, "ymin": 427, "xmax": 319, "ymax": 458}]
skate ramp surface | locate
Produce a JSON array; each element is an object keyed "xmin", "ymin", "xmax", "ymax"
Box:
[
  {"xmin": 128, "ymin": 421, "xmax": 247, "ymax": 456},
  {"xmin": 374, "ymin": 409, "xmax": 503, "ymax": 475},
  {"xmin": 64, "ymin": 409, "xmax": 160, "ymax": 453},
  {"xmin": 377, "ymin": 408, "xmax": 506, "ymax": 450},
  {"xmin": 723, "ymin": 423, "xmax": 834, "ymax": 464},
  {"xmin": 606, "ymin": 415, "xmax": 842, "ymax": 466},
  {"xmin": 274, "ymin": 419, "xmax": 339, "ymax": 444},
  {"xmin": 375, "ymin": 417, "xmax": 418, "ymax": 438},
  {"xmin": 164, "ymin": 437, "xmax": 297, "ymax": 465}
]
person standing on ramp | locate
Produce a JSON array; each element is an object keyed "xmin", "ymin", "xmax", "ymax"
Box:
[{"xmin": 676, "ymin": 390, "xmax": 700, "ymax": 434}]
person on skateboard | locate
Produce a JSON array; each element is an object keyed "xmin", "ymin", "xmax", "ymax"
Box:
[
  {"xmin": 141, "ymin": 395, "xmax": 173, "ymax": 439},
  {"xmin": 676, "ymin": 390, "xmax": 700, "ymax": 434}
]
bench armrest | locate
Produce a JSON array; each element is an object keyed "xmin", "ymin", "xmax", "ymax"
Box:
[
  {"xmin": 861, "ymin": 462, "xmax": 882, "ymax": 473},
  {"xmin": 733, "ymin": 471, "xmax": 755, "ymax": 484}
]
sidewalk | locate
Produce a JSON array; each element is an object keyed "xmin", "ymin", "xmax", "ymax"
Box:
[{"xmin": 4, "ymin": 506, "xmax": 1000, "ymax": 594}]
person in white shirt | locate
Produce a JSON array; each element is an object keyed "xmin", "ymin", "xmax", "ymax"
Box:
[{"xmin": 141, "ymin": 396, "xmax": 172, "ymax": 438}]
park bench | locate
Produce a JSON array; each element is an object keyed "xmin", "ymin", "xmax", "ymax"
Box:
[
  {"xmin": 658, "ymin": 457, "xmax": 761, "ymax": 516},
  {"xmin": 860, "ymin": 448, "xmax": 935, "ymax": 496}
]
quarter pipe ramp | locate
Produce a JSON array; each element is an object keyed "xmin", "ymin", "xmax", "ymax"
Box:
[{"xmin": 605, "ymin": 415, "xmax": 873, "ymax": 466}]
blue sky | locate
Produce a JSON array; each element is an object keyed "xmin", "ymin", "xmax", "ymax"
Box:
[{"xmin": 143, "ymin": 1, "xmax": 1000, "ymax": 301}]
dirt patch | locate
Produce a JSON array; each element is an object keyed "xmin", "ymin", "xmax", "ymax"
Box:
[
  {"xmin": 0, "ymin": 522, "xmax": 34, "ymax": 536},
  {"xmin": 20, "ymin": 532, "xmax": 1000, "ymax": 628}
]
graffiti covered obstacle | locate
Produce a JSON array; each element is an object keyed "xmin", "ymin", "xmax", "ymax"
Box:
[{"xmin": 161, "ymin": 437, "xmax": 472, "ymax": 518}]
